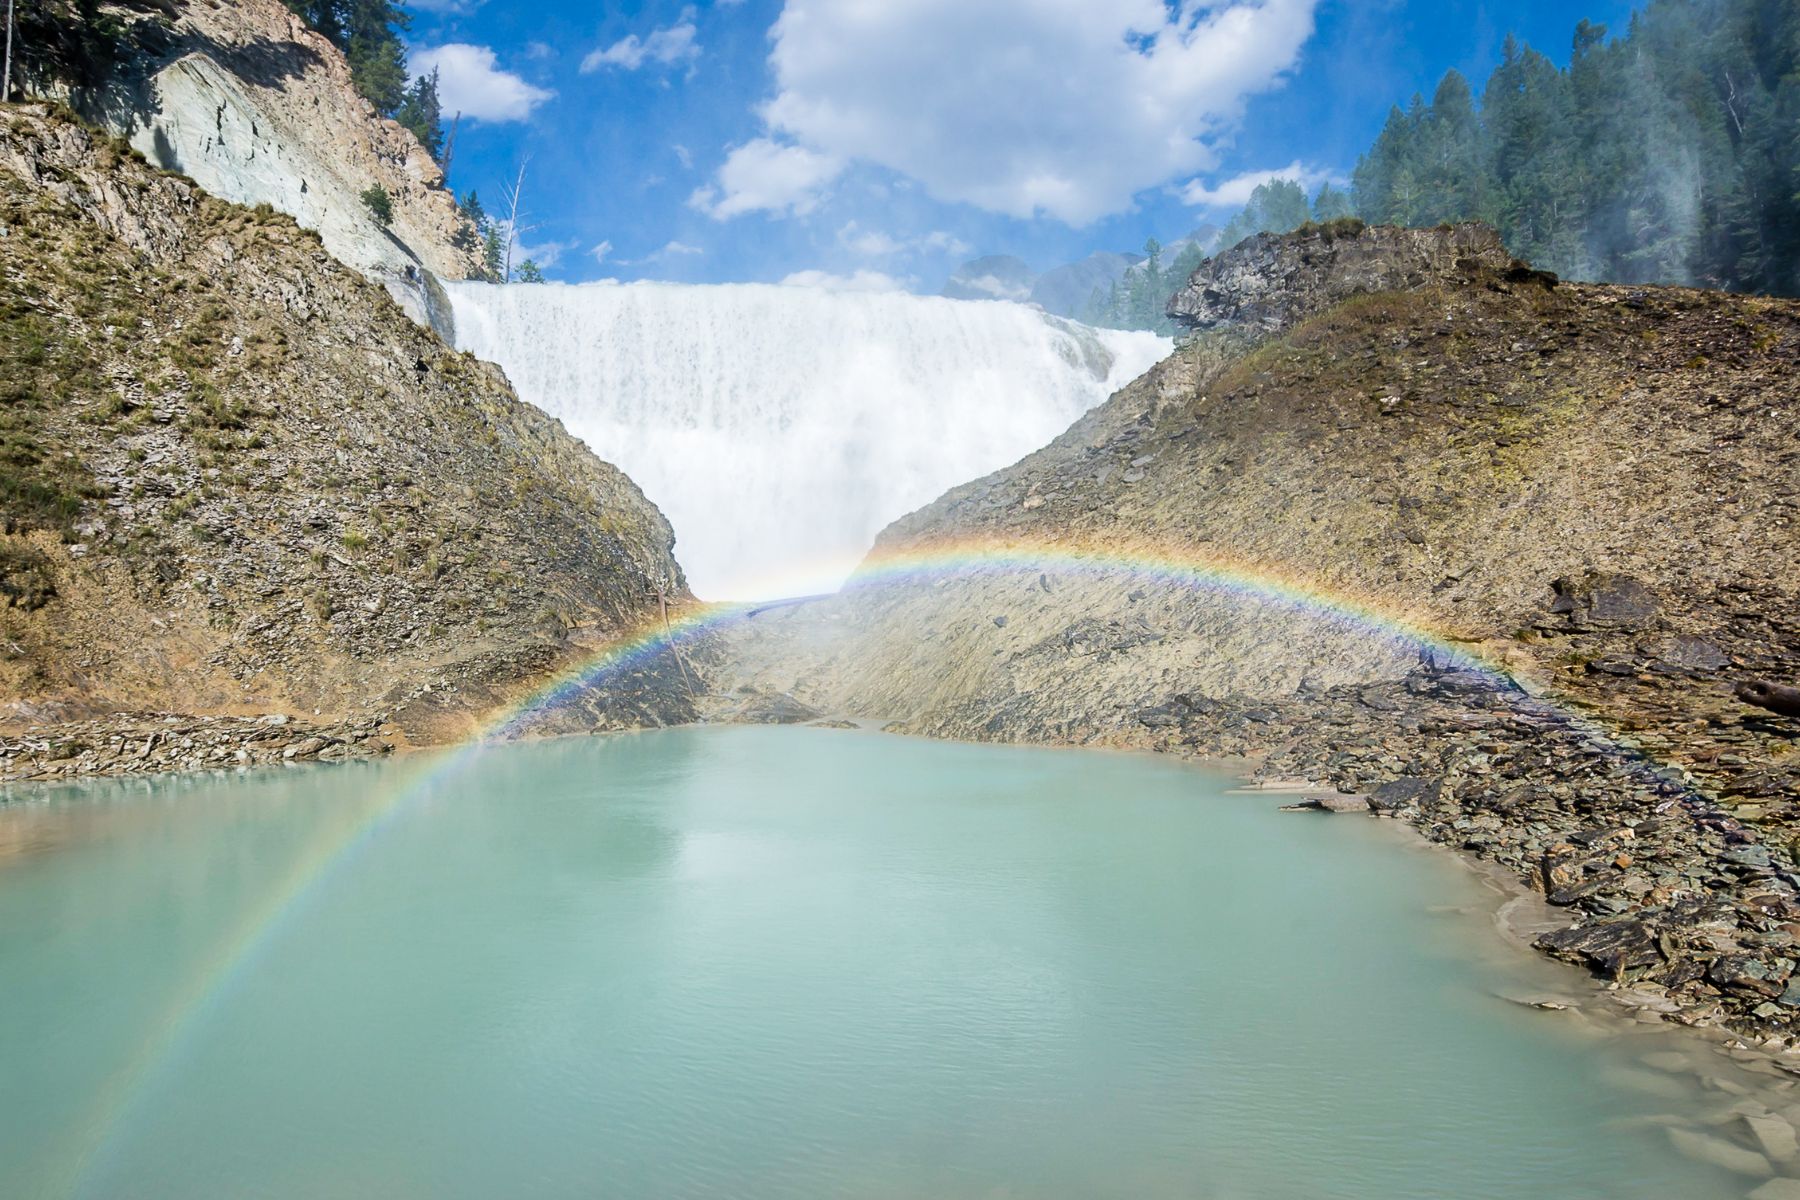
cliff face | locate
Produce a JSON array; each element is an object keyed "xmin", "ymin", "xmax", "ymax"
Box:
[
  {"xmin": 67, "ymin": 0, "xmax": 479, "ymax": 326},
  {"xmin": 0, "ymin": 108, "xmax": 691, "ymax": 762}
]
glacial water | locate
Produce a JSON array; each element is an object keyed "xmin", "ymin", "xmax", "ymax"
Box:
[
  {"xmin": 443, "ymin": 282, "xmax": 1169, "ymax": 598},
  {"xmin": 0, "ymin": 728, "xmax": 1763, "ymax": 1199}
]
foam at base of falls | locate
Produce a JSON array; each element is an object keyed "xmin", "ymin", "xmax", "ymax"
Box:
[{"xmin": 444, "ymin": 281, "xmax": 1170, "ymax": 599}]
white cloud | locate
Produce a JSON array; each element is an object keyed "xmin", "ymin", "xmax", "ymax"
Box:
[
  {"xmin": 672, "ymin": 143, "xmax": 693, "ymax": 170},
  {"xmin": 1180, "ymin": 161, "xmax": 1339, "ymax": 209},
  {"xmin": 409, "ymin": 44, "xmax": 553, "ymax": 123},
  {"xmin": 954, "ymin": 272, "xmax": 1032, "ymax": 302},
  {"xmin": 837, "ymin": 222, "xmax": 969, "ymax": 259},
  {"xmin": 408, "ymin": 0, "xmax": 482, "ymax": 12},
  {"xmin": 483, "ymin": 217, "xmax": 574, "ymax": 272},
  {"xmin": 920, "ymin": 230, "xmax": 971, "ymax": 255},
  {"xmin": 728, "ymin": 0, "xmax": 1317, "ymax": 225},
  {"xmin": 779, "ymin": 269, "xmax": 907, "ymax": 292},
  {"xmin": 515, "ymin": 237, "xmax": 577, "ymax": 269},
  {"xmin": 582, "ymin": 9, "xmax": 701, "ymax": 72},
  {"xmin": 689, "ymin": 138, "xmax": 843, "ymax": 219},
  {"xmin": 590, "ymin": 240, "xmax": 614, "ymax": 264},
  {"xmin": 615, "ymin": 240, "xmax": 707, "ymax": 266},
  {"xmin": 840, "ymin": 225, "xmax": 902, "ymax": 257}
]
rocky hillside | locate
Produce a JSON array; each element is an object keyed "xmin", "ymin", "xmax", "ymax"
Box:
[
  {"xmin": 717, "ymin": 221, "xmax": 1800, "ymax": 1037},
  {"xmin": 731, "ymin": 221, "xmax": 1798, "ymax": 767},
  {"xmin": 62, "ymin": 0, "xmax": 478, "ymax": 326},
  {"xmin": 0, "ymin": 107, "xmax": 693, "ymax": 773}
]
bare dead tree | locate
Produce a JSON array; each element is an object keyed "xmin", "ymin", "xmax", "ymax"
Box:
[
  {"xmin": 3, "ymin": 0, "xmax": 16, "ymax": 104},
  {"xmin": 1723, "ymin": 68, "xmax": 1746, "ymax": 138},
  {"xmin": 500, "ymin": 156, "xmax": 537, "ymax": 284},
  {"xmin": 440, "ymin": 110, "xmax": 461, "ymax": 182},
  {"xmin": 655, "ymin": 584, "xmax": 699, "ymax": 701}
]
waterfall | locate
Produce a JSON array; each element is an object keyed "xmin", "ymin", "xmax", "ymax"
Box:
[{"xmin": 443, "ymin": 281, "xmax": 1171, "ymax": 599}]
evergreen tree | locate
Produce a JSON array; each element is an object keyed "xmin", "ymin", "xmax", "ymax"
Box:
[
  {"xmin": 283, "ymin": 0, "xmax": 344, "ymax": 47},
  {"xmin": 343, "ymin": 0, "xmax": 410, "ymax": 113},
  {"xmin": 1132, "ymin": 237, "xmax": 1165, "ymax": 328},
  {"xmin": 1167, "ymin": 240, "xmax": 1206, "ymax": 289},
  {"xmin": 515, "ymin": 260, "xmax": 546, "ymax": 283},
  {"xmin": 1090, "ymin": 0, "xmax": 1800, "ymax": 334},
  {"xmin": 1486, "ymin": 38, "xmax": 1586, "ymax": 271},
  {"xmin": 1352, "ymin": 104, "xmax": 1414, "ymax": 224},
  {"xmin": 480, "ymin": 223, "xmax": 506, "ymax": 281},
  {"xmin": 1311, "ymin": 182, "xmax": 1356, "ymax": 222},
  {"xmin": 395, "ymin": 69, "xmax": 445, "ymax": 162},
  {"xmin": 359, "ymin": 184, "xmax": 394, "ymax": 227},
  {"xmin": 1415, "ymin": 70, "xmax": 1490, "ymax": 224},
  {"xmin": 1216, "ymin": 179, "xmax": 1311, "ymax": 251},
  {"xmin": 1342, "ymin": 0, "xmax": 1800, "ymax": 295}
]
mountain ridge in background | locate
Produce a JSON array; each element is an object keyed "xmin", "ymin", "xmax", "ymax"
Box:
[{"xmin": 939, "ymin": 230, "xmax": 1220, "ymax": 328}]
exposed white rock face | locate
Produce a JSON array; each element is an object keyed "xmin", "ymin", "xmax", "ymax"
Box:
[
  {"xmin": 128, "ymin": 54, "xmax": 418, "ymax": 275},
  {"xmin": 90, "ymin": 0, "xmax": 476, "ymax": 323}
]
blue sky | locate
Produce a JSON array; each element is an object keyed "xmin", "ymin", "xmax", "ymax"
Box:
[{"xmin": 407, "ymin": 0, "xmax": 1647, "ymax": 290}]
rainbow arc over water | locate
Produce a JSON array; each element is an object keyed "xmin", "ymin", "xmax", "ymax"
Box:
[{"xmin": 56, "ymin": 533, "xmax": 1700, "ymax": 1197}]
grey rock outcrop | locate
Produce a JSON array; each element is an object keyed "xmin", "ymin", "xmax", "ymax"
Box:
[{"xmin": 1165, "ymin": 221, "xmax": 1530, "ymax": 335}]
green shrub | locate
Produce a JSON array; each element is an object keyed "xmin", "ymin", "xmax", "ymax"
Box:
[
  {"xmin": 0, "ymin": 545, "xmax": 57, "ymax": 611},
  {"xmin": 360, "ymin": 186, "xmax": 394, "ymax": 228}
]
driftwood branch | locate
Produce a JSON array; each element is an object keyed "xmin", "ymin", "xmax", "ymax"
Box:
[
  {"xmin": 656, "ymin": 586, "xmax": 698, "ymax": 700},
  {"xmin": 1736, "ymin": 680, "xmax": 1800, "ymax": 718}
]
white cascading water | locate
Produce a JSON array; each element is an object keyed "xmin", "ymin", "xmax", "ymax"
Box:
[{"xmin": 444, "ymin": 281, "xmax": 1171, "ymax": 599}]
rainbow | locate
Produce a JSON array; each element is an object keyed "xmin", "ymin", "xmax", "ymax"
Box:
[{"xmin": 55, "ymin": 533, "xmax": 1701, "ymax": 1196}]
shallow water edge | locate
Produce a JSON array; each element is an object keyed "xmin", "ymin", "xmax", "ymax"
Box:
[{"xmin": 9, "ymin": 718, "xmax": 1800, "ymax": 1197}]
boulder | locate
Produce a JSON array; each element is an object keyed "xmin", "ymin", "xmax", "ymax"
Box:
[
  {"xmin": 1537, "ymin": 918, "xmax": 1663, "ymax": 974},
  {"xmin": 1369, "ymin": 776, "xmax": 1442, "ymax": 812},
  {"xmin": 1316, "ymin": 793, "xmax": 1373, "ymax": 813},
  {"xmin": 732, "ymin": 692, "xmax": 821, "ymax": 725},
  {"xmin": 1550, "ymin": 573, "xmax": 1660, "ymax": 630},
  {"xmin": 1654, "ymin": 635, "xmax": 1730, "ymax": 673}
]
